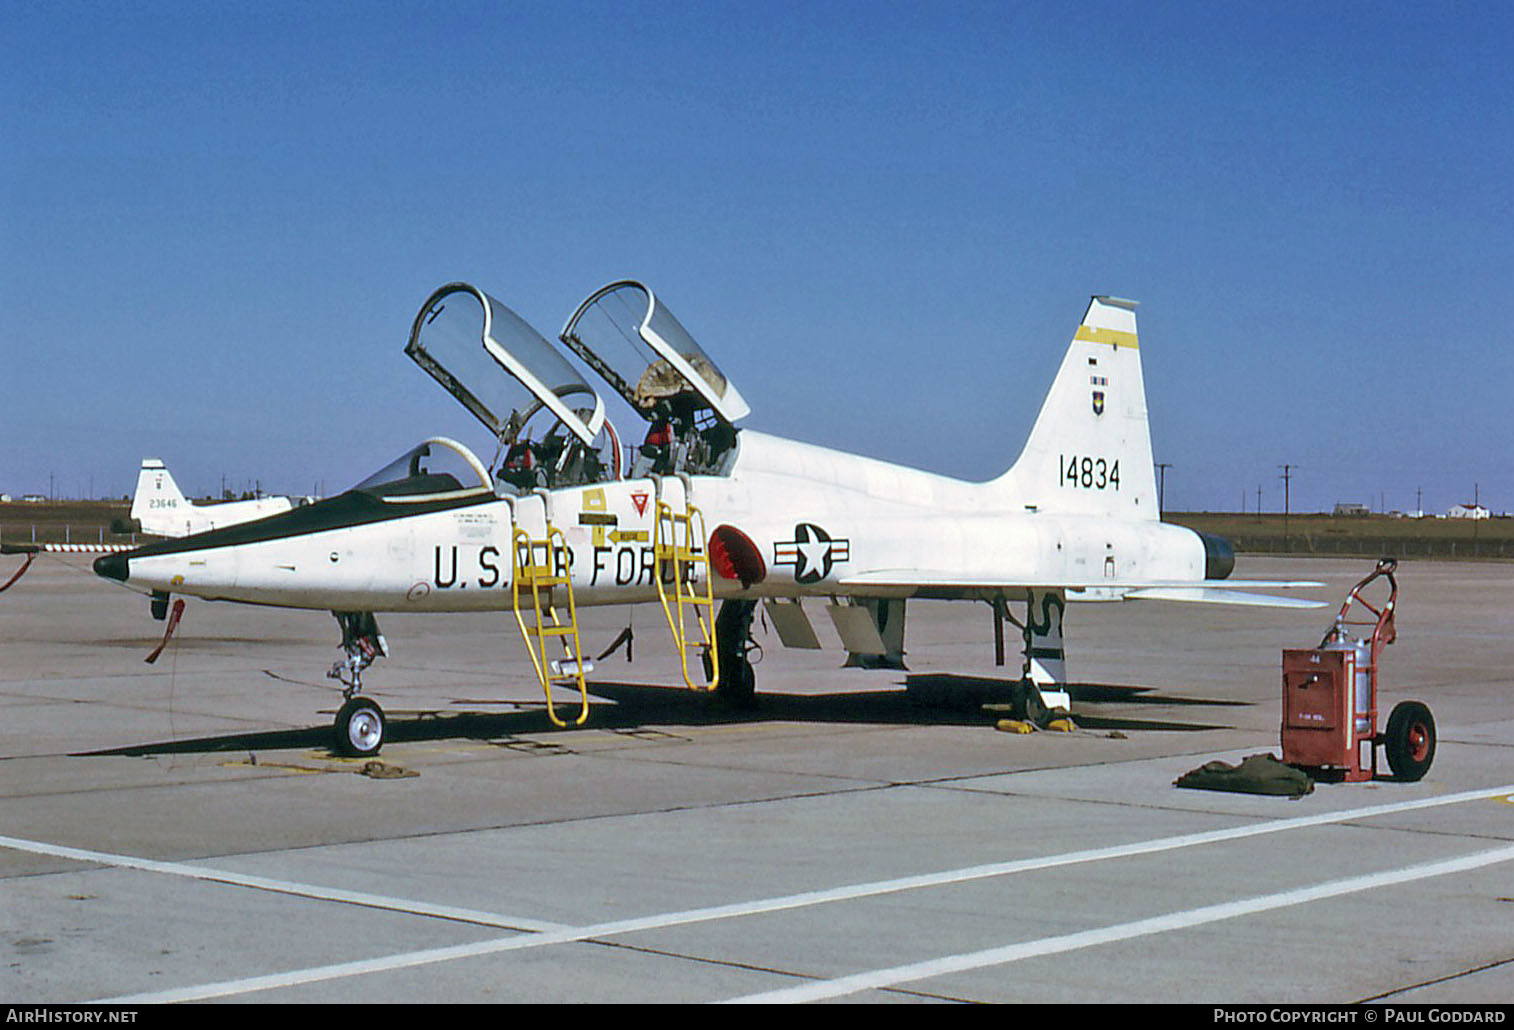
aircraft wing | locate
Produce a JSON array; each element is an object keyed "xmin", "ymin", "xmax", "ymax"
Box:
[
  {"xmin": 1115, "ymin": 586, "xmax": 1325, "ymax": 609},
  {"xmin": 836, "ymin": 570, "xmax": 1326, "ymax": 608}
]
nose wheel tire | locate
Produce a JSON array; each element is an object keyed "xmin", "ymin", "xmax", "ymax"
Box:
[
  {"xmin": 1384, "ymin": 700, "xmax": 1435, "ymax": 782},
  {"xmin": 334, "ymin": 698, "xmax": 386, "ymax": 758}
]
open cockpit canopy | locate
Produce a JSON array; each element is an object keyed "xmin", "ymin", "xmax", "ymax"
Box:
[
  {"xmin": 406, "ymin": 283, "xmax": 605, "ymax": 449},
  {"xmin": 560, "ymin": 281, "xmax": 749, "ymax": 426},
  {"xmin": 561, "ymin": 281, "xmax": 746, "ymax": 477},
  {"xmin": 351, "ymin": 437, "xmax": 492, "ymax": 502}
]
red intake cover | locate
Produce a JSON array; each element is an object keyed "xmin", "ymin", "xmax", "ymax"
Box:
[{"xmin": 708, "ymin": 525, "xmax": 766, "ymax": 588}]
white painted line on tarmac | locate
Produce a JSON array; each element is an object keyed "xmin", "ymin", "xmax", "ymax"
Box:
[
  {"xmin": 75, "ymin": 782, "xmax": 1514, "ymax": 1004},
  {"xmin": 723, "ymin": 841, "xmax": 1514, "ymax": 1003},
  {"xmin": 0, "ymin": 833, "xmax": 570, "ymax": 933}
]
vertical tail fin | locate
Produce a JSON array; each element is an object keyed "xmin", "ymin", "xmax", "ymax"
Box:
[
  {"xmin": 130, "ymin": 459, "xmax": 195, "ymax": 536},
  {"xmin": 990, "ymin": 296, "xmax": 1159, "ymax": 521}
]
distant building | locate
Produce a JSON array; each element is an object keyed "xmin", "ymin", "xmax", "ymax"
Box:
[
  {"xmin": 21, "ymin": 494, "xmax": 46, "ymax": 503},
  {"xmin": 1447, "ymin": 503, "xmax": 1490, "ymax": 520},
  {"xmin": 1333, "ymin": 503, "xmax": 1371, "ymax": 517}
]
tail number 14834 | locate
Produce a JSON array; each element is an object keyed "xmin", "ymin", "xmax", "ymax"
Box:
[{"xmin": 1060, "ymin": 455, "xmax": 1120, "ymax": 490}]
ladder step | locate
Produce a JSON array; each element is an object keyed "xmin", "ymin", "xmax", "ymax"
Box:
[
  {"xmin": 512, "ymin": 523, "xmax": 591, "ymax": 729},
  {"xmin": 518, "ymin": 581, "xmax": 569, "ymax": 593},
  {"xmin": 653, "ymin": 500, "xmax": 719, "ymax": 692}
]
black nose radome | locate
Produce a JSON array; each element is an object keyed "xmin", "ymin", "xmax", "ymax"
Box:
[{"xmin": 94, "ymin": 552, "xmax": 129, "ymax": 582}]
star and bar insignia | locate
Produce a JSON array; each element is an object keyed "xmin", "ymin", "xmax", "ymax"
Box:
[{"xmin": 773, "ymin": 523, "xmax": 851, "ymax": 584}]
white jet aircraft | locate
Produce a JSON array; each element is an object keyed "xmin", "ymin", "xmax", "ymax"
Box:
[
  {"xmin": 129, "ymin": 458, "xmax": 299, "ymax": 537},
  {"xmin": 93, "ymin": 281, "xmax": 1321, "ymax": 756}
]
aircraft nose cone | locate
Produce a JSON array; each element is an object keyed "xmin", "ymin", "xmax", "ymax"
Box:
[{"xmin": 94, "ymin": 552, "xmax": 129, "ymax": 582}]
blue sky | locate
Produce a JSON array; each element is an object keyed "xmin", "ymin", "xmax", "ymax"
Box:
[{"xmin": 3, "ymin": 1, "xmax": 1510, "ymax": 514}]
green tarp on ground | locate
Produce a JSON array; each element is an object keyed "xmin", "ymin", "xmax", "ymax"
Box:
[{"xmin": 1174, "ymin": 753, "xmax": 1315, "ymax": 798}]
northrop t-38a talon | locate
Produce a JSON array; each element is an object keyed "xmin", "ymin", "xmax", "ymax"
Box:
[{"xmin": 92, "ymin": 281, "xmax": 1321, "ymax": 756}]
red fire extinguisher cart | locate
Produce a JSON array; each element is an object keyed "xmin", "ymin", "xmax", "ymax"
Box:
[{"xmin": 1281, "ymin": 558, "xmax": 1436, "ymax": 782}]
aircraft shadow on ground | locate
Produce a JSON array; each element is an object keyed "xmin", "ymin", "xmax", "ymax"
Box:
[
  {"xmin": 77, "ymin": 673, "xmax": 1245, "ymax": 757},
  {"xmin": 903, "ymin": 674, "xmax": 1244, "ymax": 734}
]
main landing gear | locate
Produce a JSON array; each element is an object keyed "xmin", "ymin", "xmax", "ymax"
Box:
[
  {"xmin": 709, "ymin": 598, "xmax": 759, "ymax": 709},
  {"xmin": 328, "ymin": 611, "xmax": 389, "ymax": 757}
]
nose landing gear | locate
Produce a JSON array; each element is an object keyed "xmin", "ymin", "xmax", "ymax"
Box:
[{"xmin": 328, "ymin": 611, "xmax": 389, "ymax": 757}]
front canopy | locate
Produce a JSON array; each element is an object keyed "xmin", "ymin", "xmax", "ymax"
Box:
[{"xmin": 406, "ymin": 283, "xmax": 605, "ymax": 449}]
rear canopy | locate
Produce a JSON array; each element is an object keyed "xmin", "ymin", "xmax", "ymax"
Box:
[{"xmin": 560, "ymin": 280, "xmax": 749, "ymax": 426}]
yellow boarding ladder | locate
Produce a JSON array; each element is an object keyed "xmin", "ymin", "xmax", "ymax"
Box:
[
  {"xmin": 654, "ymin": 499, "xmax": 718, "ymax": 691},
  {"xmin": 511, "ymin": 524, "xmax": 591, "ymax": 727}
]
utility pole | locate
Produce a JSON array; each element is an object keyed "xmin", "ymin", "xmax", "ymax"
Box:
[
  {"xmin": 1154, "ymin": 463, "xmax": 1172, "ymax": 514},
  {"xmin": 1255, "ymin": 485, "xmax": 1263, "ymax": 523},
  {"xmin": 1279, "ymin": 464, "xmax": 1296, "ymax": 550}
]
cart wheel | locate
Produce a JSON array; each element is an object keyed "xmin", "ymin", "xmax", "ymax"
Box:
[
  {"xmin": 1384, "ymin": 700, "xmax": 1435, "ymax": 782},
  {"xmin": 334, "ymin": 698, "xmax": 386, "ymax": 758}
]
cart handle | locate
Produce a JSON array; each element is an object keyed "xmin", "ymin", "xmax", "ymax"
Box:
[{"xmin": 1319, "ymin": 557, "xmax": 1397, "ymax": 655}]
